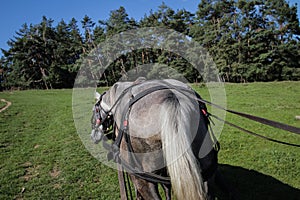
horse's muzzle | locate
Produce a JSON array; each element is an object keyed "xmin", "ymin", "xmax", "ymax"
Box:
[{"xmin": 91, "ymin": 126, "xmax": 104, "ymax": 144}]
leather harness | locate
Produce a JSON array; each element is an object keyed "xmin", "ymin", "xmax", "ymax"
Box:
[
  {"xmin": 93, "ymin": 80, "xmax": 300, "ymax": 187},
  {"xmin": 95, "ymin": 82, "xmax": 220, "ymax": 185}
]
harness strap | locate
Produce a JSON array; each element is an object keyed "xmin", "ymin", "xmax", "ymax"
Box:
[
  {"xmin": 114, "ymin": 84, "xmax": 178, "ymax": 151},
  {"xmin": 156, "ymin": 81, "xmax": 300, "ymax": 135},
  {"xmin": 199, "ymin": 98, "xmax": 300, "ymax": 135},
  {"xmin": 107, "ymin": 83, "xmax": 142, "ymax": 114},
  {"xmin": 210, "ymin": 113, "xmax": 300, "ymax": 148},
  {"xmin": 111, "ymin": 85, "xmax": 177, "ymax": 185},
  {"xmin": 118, "ymin": 164, "xmax": 129, "ymax": 200},
  {"xmin": 155, "ymin": 82, "xmax": 300, "ymax": 147},
  {"xmin": 120, "ymin": 157, "xmax": 171, "ymax": 185},
  {"xmin": 125, "ymin": 171, "xmax": 133, "ymax": 200}
]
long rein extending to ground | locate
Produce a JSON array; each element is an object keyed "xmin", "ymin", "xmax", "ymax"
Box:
[{"xmin": 164, "ymin": 83, "xmax": 300, "ymax": 147}]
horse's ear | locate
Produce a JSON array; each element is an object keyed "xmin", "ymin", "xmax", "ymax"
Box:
[
  {"xmin": 112, "ymin": 82, "xmax": 119, "ymax": 94},
  {"xmin": 95, "ymin": 91, "xmax": 101, "ymax": 101},
  {"xmin": 113, "ymin": 83, "xmax": 119, "ymax": 93}
]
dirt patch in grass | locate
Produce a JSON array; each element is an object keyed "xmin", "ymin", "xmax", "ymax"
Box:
[
  {"xmin": 0, "ymin": 99, "xmax": 12, "ymax": 113},
  {"xmin": 19, "ymin": 162, "xmax": 40, "ymax": 182},
  {"xmin": 49, "ymin": 166, "xmax": 61, "ymax": 179}
]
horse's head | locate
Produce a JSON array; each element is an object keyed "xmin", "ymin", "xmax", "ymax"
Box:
[{"xmin": 90, "ymin": 91, "xmax": 114, "ymax": 144}]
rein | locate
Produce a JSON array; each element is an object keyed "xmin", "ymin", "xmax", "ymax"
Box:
[
  {"xmin": 197, "ymin": 97, "xmax": 300, "ymax": 136},
  {"xmin": 157, "ymin": 82, "xmax": 300, "ymax": 147}
]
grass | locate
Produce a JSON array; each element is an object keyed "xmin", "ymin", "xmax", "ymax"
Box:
[
  {"xmin": 0, "ymin": 90, "xmax": 119, "ymax": 199},
  {"xmin": 0, "ymin": 99, "xmax": 7, "ymax": 109},
  {"xmin": 0, "ymin": 82, "xmax": 300, "ymax": 199},
  {"xmin": 195, "ymin": 82, "xmax": 300, "ymax": 199}
]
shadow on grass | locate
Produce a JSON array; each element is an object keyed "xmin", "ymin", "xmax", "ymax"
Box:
[{"xmin": 215, "ymin": 164, "xmax": 300, "ymax": 200}]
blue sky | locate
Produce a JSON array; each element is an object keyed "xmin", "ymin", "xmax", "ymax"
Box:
[
  {"xmin": 0, "ymin": 0, "xmax": 199, "ymax": 56},
  {"xmin": 0, "ymin": 0, "xmax": 299, "ymax": 57}
]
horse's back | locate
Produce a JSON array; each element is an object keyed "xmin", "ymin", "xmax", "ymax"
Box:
[{"xmin": 113, "ymin": 79, "xmax": 198, "ymax": 138}]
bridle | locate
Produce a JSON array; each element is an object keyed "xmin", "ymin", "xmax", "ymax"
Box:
[
  {"xmin": 91, "ymin": 92, "xmax": 114, "ymax": 139},
  {"xmin": 91, "ymin": 82, "xmax": 150, "ymax": 138}
]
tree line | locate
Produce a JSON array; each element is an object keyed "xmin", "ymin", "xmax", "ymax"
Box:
[{"xmin": 1, "ymin": 0, "xmax": 300, "ymax": 89}]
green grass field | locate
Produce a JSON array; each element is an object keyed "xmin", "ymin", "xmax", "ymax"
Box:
[
  {"xmin": 0, "ymin": 99, "xmax": 7, "ymax": 109},
  {"xmin": 0, "ymin": 82, "xmax": 300, "ymax": 199}
]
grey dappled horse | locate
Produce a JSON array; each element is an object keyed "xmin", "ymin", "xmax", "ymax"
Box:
[{"xmin": 91, "ymin": 78, "xmax": 234, "ymax": 200}]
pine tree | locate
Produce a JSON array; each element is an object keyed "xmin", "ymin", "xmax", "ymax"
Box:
[
  {"xmin": 190, "ymin": 0, "xmax": 237, "ymax": 81},
  {"xmin": 81, "ymin": 15, "xmax": 96, "ymax": 52},
  {"xmin": 3, "ymin": 18, "xmax": 57, "ymax": 89},
  {"xmin": 100, "ymin": 6, "xmax": 137, "ymax": 36}
]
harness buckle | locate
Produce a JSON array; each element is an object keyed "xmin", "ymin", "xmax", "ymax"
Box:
[{"xmin": 201, "ymin": 108, "xmax": 209, "ymax": 117}]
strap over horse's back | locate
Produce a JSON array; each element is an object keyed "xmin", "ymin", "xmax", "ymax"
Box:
[{"xmin": 106, "ymin": 79, "xmax": 219, "ymax": 184}]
